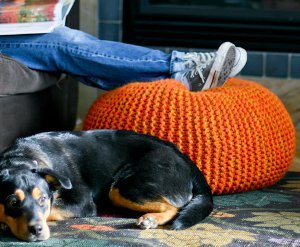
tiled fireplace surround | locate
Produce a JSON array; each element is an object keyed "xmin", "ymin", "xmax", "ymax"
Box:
[{"xmin": 94, "ymin": 0, "xmax": 300, "ymax": 79}]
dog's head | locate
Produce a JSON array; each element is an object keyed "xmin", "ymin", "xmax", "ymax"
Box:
[{"xmin": 0, "ymin": 164, "xmax": 71, "ymax": 241}]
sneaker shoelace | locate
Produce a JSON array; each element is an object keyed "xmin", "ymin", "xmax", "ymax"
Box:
[{"xmin": 182, "ymin": 52, "xmax": 216, "ymax": 83}]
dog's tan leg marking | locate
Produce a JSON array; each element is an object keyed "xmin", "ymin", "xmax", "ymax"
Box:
[
  {"xmin": 109, "ymin": 188, "xmax": 178, "ymax": 228},
  {"xmin": 47, "ymin": 206, "xmax": 75, "ymax": 221}
]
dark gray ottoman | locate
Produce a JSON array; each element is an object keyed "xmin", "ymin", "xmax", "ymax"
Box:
[{"xmin": 0, "ymin": 54, "xmax": 78, "ymax": 152}]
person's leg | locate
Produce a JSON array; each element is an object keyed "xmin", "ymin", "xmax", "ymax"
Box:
[
  {"xmin": 0, "ymin": 26, "xmax": 246, "ymax": 91},
  {"xmin": 0, "ymin": 26, "xmax": 171, "ymax": 90},
  {"xmin": 0, "ymin": 54, "xmax": 60, "ymax": 94}
]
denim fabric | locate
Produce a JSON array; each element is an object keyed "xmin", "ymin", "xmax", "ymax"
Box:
[{"xmin": 0, "ymin": 27, "xmax": 186, "ymax": 90}]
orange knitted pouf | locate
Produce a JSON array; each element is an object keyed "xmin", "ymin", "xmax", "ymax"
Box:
[{"xmin": 83, "ymin": 78, "xmax": 295, "ymax": 194}]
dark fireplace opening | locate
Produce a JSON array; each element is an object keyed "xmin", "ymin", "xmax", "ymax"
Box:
[{"xmin": 123, "ymin": 0, "xmax": 300, "ymax": 52}]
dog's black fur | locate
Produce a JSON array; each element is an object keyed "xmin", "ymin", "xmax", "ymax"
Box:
[{"xmin": 0, "ymin": 130, "xmax": 213, "ymax": 241}]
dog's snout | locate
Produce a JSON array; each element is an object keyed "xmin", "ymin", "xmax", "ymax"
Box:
[{"xmin": 28, "ymin": 224, "xmax": 43, "ymax": 236}]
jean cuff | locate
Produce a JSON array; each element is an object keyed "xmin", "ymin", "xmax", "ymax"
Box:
[{"xmin": 169, "ymin": 50, "xmax": 188, "ymax": 75}]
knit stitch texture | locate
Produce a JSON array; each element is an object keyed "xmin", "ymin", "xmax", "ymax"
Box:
[{"xmin": 83, "ymin": 78, "xmax": 295, "ymax": 194}]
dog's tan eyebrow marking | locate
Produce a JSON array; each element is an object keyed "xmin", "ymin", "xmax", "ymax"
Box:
[
  {"xmin": 32, "ymin": 187, "xmax": 42, "ymax": 200},
  {"xmin": 15, "ymin": 189, "xmax": 25, "ymax": 202}
]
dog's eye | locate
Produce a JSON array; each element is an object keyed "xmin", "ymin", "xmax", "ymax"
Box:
[
  {"xmin": 6, "ymin": 195, "xmax": 21, "ymax": 209},
  {"xmin": 38, "ymin": 196, "xmax": 47, "ymax": 206}
]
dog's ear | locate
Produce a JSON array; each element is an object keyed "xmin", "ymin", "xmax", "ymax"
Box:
[{"xmin": 32, "ymin": 168, "xmax": 72, "ymax": 190}]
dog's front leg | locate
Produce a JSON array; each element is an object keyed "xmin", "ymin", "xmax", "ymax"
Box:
[
  {"xmin": 47, "ymin": 188, "xmax": 97, "ymax": 221},
  {"xmin": 47, "ymin": 206, "xmax": 75, "ymax": 221}
]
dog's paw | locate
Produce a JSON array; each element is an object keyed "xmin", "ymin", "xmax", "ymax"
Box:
[{"xmin": 136, "ymin": 215, "xmax": 158, "ymax": 229}]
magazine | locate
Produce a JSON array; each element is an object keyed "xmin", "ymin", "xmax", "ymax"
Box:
[{"xmin": 0, "ymin": 0, "xmax": 75, "ymax": 35}]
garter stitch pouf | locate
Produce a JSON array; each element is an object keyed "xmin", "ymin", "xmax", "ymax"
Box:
[{"xmin": 83, "ymin": 78, "xmax": 295, "ymax": 194}]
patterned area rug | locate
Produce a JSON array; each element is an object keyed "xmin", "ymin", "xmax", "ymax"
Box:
[{"xmin": 0, "ymin": 171, "xmax": 299, "ymax": 247}]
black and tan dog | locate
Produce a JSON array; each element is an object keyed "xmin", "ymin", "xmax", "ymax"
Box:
[{"xmin": 0, "ymin": 130, "xmax": 213, "ymax": 241}]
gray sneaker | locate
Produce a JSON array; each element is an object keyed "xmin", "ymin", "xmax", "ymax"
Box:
[{"xmin": 173, "ymin": 42, "xmax": 236, "ymax": 91}]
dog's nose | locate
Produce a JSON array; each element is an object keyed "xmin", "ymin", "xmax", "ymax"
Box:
[{"xmin": 28, "ymin": 224, "xmax": 43, "ymax": 236}]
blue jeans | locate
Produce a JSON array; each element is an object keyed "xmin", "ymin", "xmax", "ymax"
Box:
[{"xmin": 0, "ymin": 26, "xmax": 187, "ymax": 90}]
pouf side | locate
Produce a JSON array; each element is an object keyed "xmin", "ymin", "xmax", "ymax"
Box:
[{"xmin": 83, "ymin": 78, "xmax": 295, "ymax": 194}]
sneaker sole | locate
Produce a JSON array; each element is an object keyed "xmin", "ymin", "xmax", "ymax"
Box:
[
  {"xmin": 229, "ymin": 47, "xmax": 247, "ymax": 77},
  {"xmin": 202, "ymin": 42, "xmax": 236, "ymax": 90}
]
